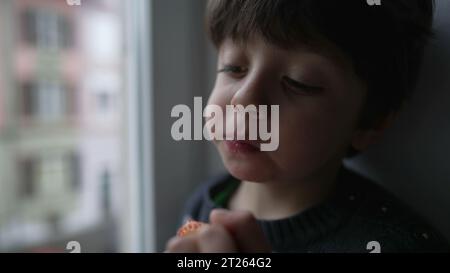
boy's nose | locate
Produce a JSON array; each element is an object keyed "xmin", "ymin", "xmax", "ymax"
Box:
[{"xmin": 230, "ymin": 74, "xmax": 271, "ymax": 107}]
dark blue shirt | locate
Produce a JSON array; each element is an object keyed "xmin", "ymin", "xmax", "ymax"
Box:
[{"xmin": 181, "ymin": 166, "xmax": 450, "ymax": 253}]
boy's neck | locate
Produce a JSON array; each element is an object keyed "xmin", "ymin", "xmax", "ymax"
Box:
[{"xmin": 228, "ymin": 161, "xmax": 342, "ymax": 220}]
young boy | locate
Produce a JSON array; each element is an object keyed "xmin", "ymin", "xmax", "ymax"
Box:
[{"xmin": 166, "ymin": 0, "xmax": 450, "ymax": 252}]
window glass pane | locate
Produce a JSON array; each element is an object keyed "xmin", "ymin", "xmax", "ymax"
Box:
[{"xmin": 0, "ymin": 0, "xmax": 132, "ymax": 253}]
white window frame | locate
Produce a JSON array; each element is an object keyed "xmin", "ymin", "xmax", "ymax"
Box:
[{"xmin": 123, "ymin": 0, "xmax": 155, "ymax": 253}]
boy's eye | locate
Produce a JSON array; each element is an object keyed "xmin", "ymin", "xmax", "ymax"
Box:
[
  {"xmin": 282, "ymin": 76, "xmax": 324, "ymax": 95},
  {"xmin": 217, "ymin": 65, "xmax": 248, "ymax": 77}
]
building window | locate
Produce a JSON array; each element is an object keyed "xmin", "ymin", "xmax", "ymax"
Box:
[
  {"xmin": 38, "ymin": 82, "xmax": 66, "ymax": 122},
  {"xmin": 18, "ymin": 158, "xmax": 37, "ymax": 198},
  {"xmin": 21, "ymin": 8, "xmax": 74, "ymax": 50},
  {"xmin": 68, "ymin": 152, "xmax": 81, "ymax": 191},
  {"xmin": 22, "ymin": 82, "xmax": 35, "ymax": 116},
  {"xmin": 100, "ymin": 168, "xmax": 111, "ymax": 216},
  {"xmin": 21, "ymin": 81, "xmax": 71, "ymax": 122},
  {"xmin": 97, "ymin": 92, "xmax": 111, "ymax": 112},
  {"xmin": 21, "ymin": 9, "xmax": 37, "ymax": 45}
]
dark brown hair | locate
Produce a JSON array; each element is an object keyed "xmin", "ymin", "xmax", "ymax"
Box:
[{"xmin": 206, "ymin": 0, "xmax": 435, "ymax": 130}]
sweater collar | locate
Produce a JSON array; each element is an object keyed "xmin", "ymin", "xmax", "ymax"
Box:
[{"xmin": 203, "ymin": 167, "xmax": 363, "ymax": 251}]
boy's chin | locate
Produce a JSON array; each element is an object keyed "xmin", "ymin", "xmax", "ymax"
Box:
[
  {"xmin": 216, "ymin": 140, "xmax": 277, "ymax": 182},
  {"xmin": 222, "ymin": 159, "xmax": 275, "ymax": 182}
]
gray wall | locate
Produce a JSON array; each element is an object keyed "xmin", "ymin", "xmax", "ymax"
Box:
[
  {"xmin": 347, "ymin": 0, "xmax": 450, "ymax": 240},
  {"xmin": 151, "ymin": 0, "xmax": 217, "ymax": 251}
]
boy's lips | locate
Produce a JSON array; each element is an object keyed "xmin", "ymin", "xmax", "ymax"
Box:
[{"xmin": 224, "ymin": 140, "xmax": 261, "ymax": 153}]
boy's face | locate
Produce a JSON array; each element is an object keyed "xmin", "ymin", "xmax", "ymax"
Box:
[{"xmin": 207, "ymin": 37, "xmax": 367, "ymax": 184}]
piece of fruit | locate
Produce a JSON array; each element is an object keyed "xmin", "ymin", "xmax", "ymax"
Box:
[{"xmin": 177, "ymin": 220, "xmax": 207, "ymax": 237}]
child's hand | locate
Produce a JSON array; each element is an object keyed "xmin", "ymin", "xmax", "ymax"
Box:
[{"xmin": 165, "ymin": 209, "xmax": 271, "ymax": 253}]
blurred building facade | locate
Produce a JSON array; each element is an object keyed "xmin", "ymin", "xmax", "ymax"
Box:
[{"xmin": 0, "ymin": 0, "xmax": 125, "ymax": 252}]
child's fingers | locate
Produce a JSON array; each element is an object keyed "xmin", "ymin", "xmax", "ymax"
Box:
[
  {"xmin": 196, "ymin": 224, "xmax": 238, "ymax": 253},
  {"xmin": 165, "ymin": 236, "xmax": 199, "ymax": 253},
  {"xmin": 210, "ymin": 209, "xmax": 271, "ymax": 253}
]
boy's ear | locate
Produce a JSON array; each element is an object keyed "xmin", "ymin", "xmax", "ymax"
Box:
[{"xmin": 351, "ymin": 112, "xmax": 398, "ymax": 152}]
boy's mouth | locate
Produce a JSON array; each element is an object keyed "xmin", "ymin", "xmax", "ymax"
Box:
[{"xmin": 224, "ymin": 140, "xmax": 261, "ymax": 153}]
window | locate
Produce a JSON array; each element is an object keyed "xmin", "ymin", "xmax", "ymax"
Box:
[
  {"xmin": 21, "ymin": 8, "xmax": 74, "ymax": 50},
  {"xmin": 21, "ymin": 82, "xmax": 35, "ymax": 116},
  {"xmin": 21, "ymin": 81, "xmax": 71, "ymax": 122},
  {"xmin": 18, "ymin": 158, "xmax": 37, "ymax": 198},
  {"xmin": 96, "ymin": 92, "xmax": 113, "ymax": 113},
  {"xmin": 21, "ymin": 9, "xmax": 37, "ymax": 45},
  {"xmin": 37, "ymin": 82, "xmax": 67, "ymax": 121},
  {"xmin": 1, "ymin": 0, "xmax": 211, "ymax": 253},
  {"xmin": 0, "ymin": 0, "xmax": 135, "ymax": 252},
  {"xmin": 68, "ymin": 152, "xmax": 81, "ymax": 191}
]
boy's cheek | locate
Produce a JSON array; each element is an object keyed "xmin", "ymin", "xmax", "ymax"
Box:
[{"xmin": 274, "ymin": 126, "xmax": 344, "ymax": 170}]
